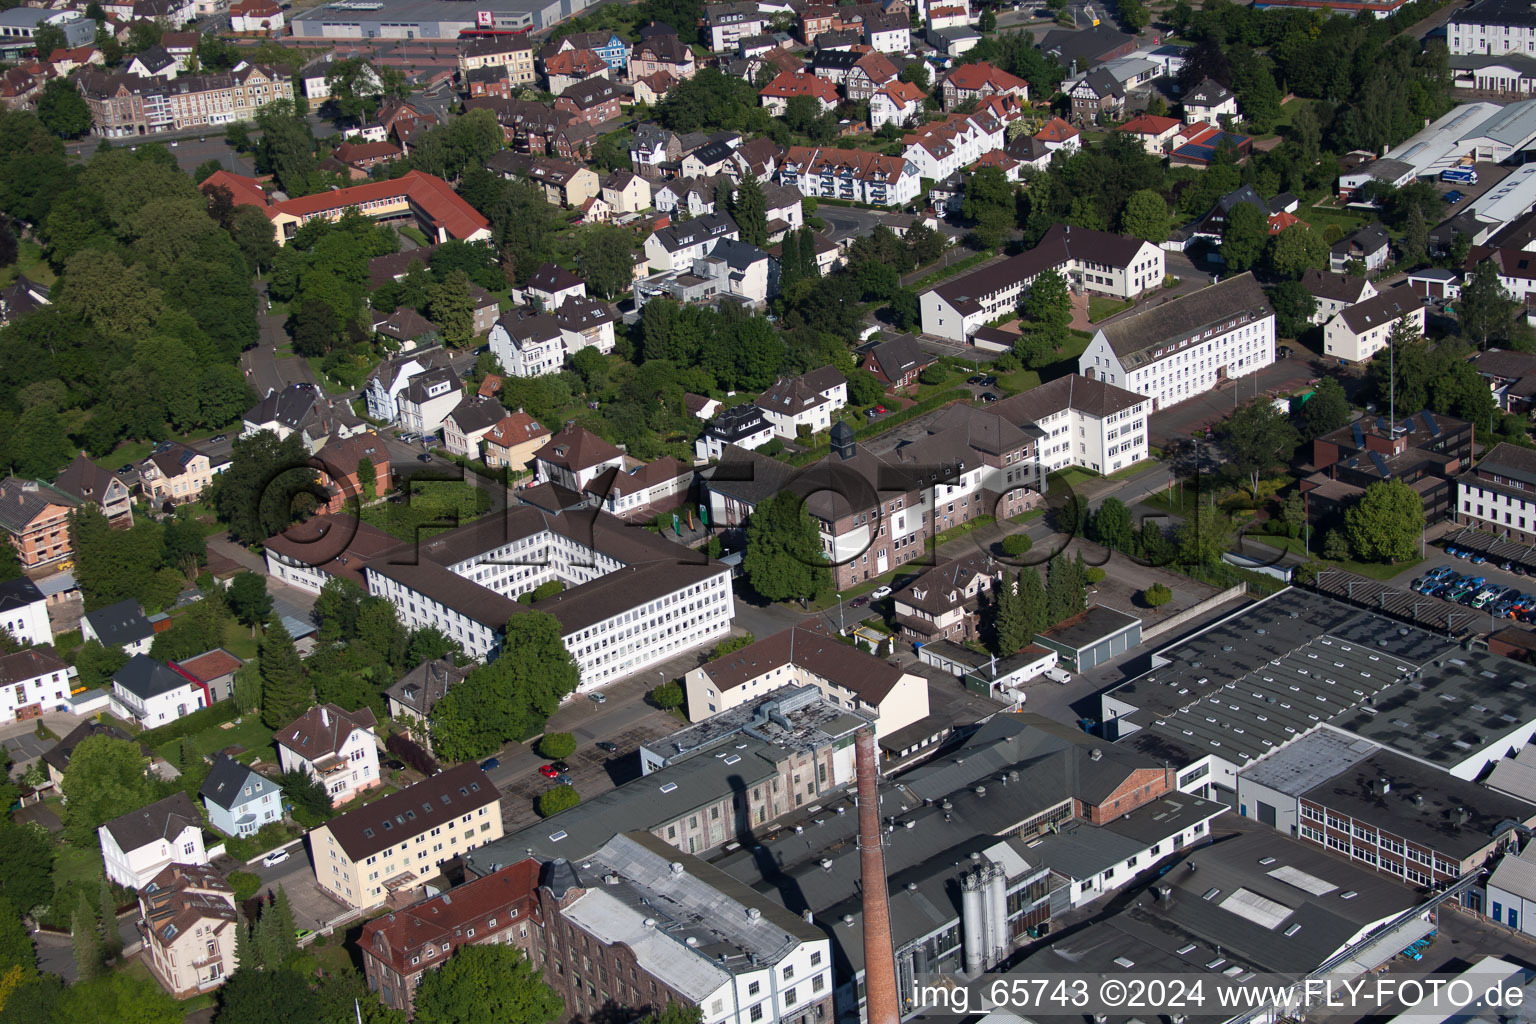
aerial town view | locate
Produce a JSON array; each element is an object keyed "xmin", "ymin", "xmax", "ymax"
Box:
[{"xmin": 8, "ymin": 0, "xmax": 1536, "ymax": 1019}]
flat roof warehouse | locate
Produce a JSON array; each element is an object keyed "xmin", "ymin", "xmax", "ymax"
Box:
[{"xmin": 290, "ymin": 0, "xmax": 599, "ymax": 39}]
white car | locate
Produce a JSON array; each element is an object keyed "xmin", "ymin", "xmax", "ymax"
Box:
[
  {"xmin": 870, "ymin": 585, "xmax": 893, "ymax": 601},
  {"xmin": 263, "ymin": 848, "xmax": 291, "ymax": 867}
]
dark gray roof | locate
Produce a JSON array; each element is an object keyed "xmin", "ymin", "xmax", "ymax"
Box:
[
  {"xmin": 0, "ymin": 478, "xmax": 79, "ymax": 536},
  {"xmin": 702, "ymin": 445, "xmax": 800, "ymax": 504},
  {"xmin": 1184, "ymin": 77, "xmax": 1233, "ymax": 106},
  {"xmin": 199, "ymin": 752, "xmax": 280, "ymax": 812},
  {"xmin": 651, "ymin": 211, "xmax": 738, "ymax": 253},
  {"xmin": 1338, "ymin": 287, "xmax": 1418, "ymax": 334},
  {"xmin": 1300, "ymin": 268, "xmax": 1374, "ymax": 304},
  {"xmin": 1039, "ymin": 23, "xmax": 1133, "ymax": 63},
  {"xmin": 113, "ymin": 655, "xmax": 192, "ymax": 701},
  {"xmin": 866, "ymin": 335, "xmax": 935, "ymax": 381},
  {"xmin": 1452, "ymin": 0, "xmax": 1536, "ymax": 28},
  {"xmin": 1094, "ymin": 272, "xmax": 1272, "ymax": 368},
  {"xmin": 812, "ymin": 49, "xmax": 862, "ymax": 71},
  {"xmin": 1331, "ymin": 222, "xmax": 1391, "ymax": 257},
  {"xmin": 993, "ymin": 373, "xmax": 1146, "ymax": 422},
  {"xmin": 386, "ymin": 656, "xmax": 471, "ymax": 717},
  {"xmin": 705, "ymin": 237, "xmax": 771, "ymax": 272},
  {"xmin": 103, "ymin": 791, "xmax": 202, "ymax": 854},
  {"xmin": 400, "ymin": 366, "xmax": 460, "ymax": 405},
  {"xmin": 688, "ymin": 139, "xmax": 736, "ymax": 167},
  {"xmin": 559, "ymin": 77, "xmax": 622, "ymax": 108},
  {"xmin": 0, "ymin": 576, "xmax": 45, "ymax": 615},
  {"xmin": 446, "ymin": 395, "xmax": 508, "ymax": 434},
  {"xmin": 703, "ymin": 403, "xmax": 770, "ymax": 442},
  {"xmin": 43, "ymin": 720, "xmax": 144, "ymax": 773},
  {"xmin": 244, "ymin": 381, "xmax": 326, "ymax": 430},
  {"xmin": 85, "ymin": 600, "xmax": 154, "ymax": 648}
]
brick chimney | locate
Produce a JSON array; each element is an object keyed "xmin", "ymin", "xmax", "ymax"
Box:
[{"xmin": 856, "ymin": 728, "xmax": 899, "ymax": 1024}]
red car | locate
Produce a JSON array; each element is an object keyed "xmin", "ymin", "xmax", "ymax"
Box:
[
  {"xmin": 874, "ymin": 405, "xmax": 887, "ymax": 414},
  {"xmin": 538, "ymin": 765, "xmax": 560, "ymax": 778}
]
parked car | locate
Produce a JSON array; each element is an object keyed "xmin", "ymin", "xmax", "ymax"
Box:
[
  {"xmin": 211, "ymin": 434, "xmax": 227, "ymax": 443},
  {"xmin": 870, "ymin": 585, "xmax": 893, "ymax": 600},
  {"xmin": 1444, "ymin": 190, "xmax": 1465, "ymax": 205},
  {"xmin": 978, "ymin": 392, "xmax": 999, "ymax": 403},
  {"xmin": 117, "ymin": 465, "xmax": 134, "ymax": 475},
  {"xmin": 588, "ymin": 691, "xmax": 607, "ymax": 704},
  {"xmin": 418, "ymin": 453, "xmax": 434, "ymax": 463},
  {"xmin": 549, "ymin": 761, "xmax": 571, "ymax": 774},
  {"xmin": 596, "ymin": 741, "xmax": 619, "ymax": 752},
  {"xmin": 263, "ymin": 848, "xmax": 290, "ymax": 867},
  {"xmin": 480, "ymin": 757, "xmax": 500, "ymax": 770},
  {"xmin": 851, "ymin": 596, "xmax": 868, "ymax": 607},
  {"xmin": 538, "ymin": 764, "xmax": 561, "ymax": 778}
]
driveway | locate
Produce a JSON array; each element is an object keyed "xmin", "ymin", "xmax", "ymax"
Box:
[{"xmin": 1147, "ymin": 355, "xmax": 1323, "ymax": 448}]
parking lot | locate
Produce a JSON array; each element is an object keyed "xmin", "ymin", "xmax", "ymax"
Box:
[{"xmin": 1406, "ymin": 548, "xmax": 1536, "ymax": 626}]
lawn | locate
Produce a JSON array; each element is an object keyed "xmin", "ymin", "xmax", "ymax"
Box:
[
  {"xmin": 44, "ymin": 842, "xmax": 106, "ymax": 929},
  {"xmin": 1047, "ymin": 467, "xmax": 1098, "ymax": 494},
  {"xmin": 157, "ymin": 714, "xmax": 280, "ymax": 769},
  {"xmin": 997, "ymin": 367, "xmax": 1042, "ymax": 394},
  {"xmin": 221, "ymin": 618, "xmax": 260, "ymax": 662},
  {"xmin": 398, "ymin": 225, "xmax": 431, "ymax": 247},
  {"xmin": 360, "ymin": 479, "xmax": 495, "ymax": 541},
  {"xmin": 0, "ymin": 239, "xmax": 55, "ymax": 290},
  {"xmin": 1037, "ymin": 330, "xmax": 1094, "ymax": 384},
  {"xmin": 1088, "ymin": 296, "xmax": 1134, "ymax": 322},
  {"xmin": 1246, "ymin": 534, "xmax": 1424, "ymax": 581}
]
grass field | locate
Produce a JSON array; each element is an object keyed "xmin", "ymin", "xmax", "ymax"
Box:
[
  {"xmin": 1246, "ymin": 534, "xmax": 1424, "ymax": 581},
  {"xmin": 997, "ymin": 367, "xmax": 1042, "ymax": 393},
  {"xmin": 361, "ymin": 479, "xmax": 494, "ymax": 541},
  {"xmin": 1088, "ymin": 296, "xmax": 1134, "ymax": 322},
  {"xmin": 157, "ymin": 714, "xmax": 280, "ymax": 768}
]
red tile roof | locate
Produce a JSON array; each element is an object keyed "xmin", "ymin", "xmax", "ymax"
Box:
[
  {"xmin": 173, "ymin": 648, "xmax": 243, "ymax": 682},
  {"xmin": 199, "ymin": 170, "xmax": 270, "ymax": 210},
  {"xmin": 878, "ymin": 80, "xmax": 925, "ymax": 105},
  {"xmin": 269, "ymin": 171, "xmax": 490, "ymax": 241},
  {"xmin": 760, "ymin": 71, "xmax": 839, "ymax": 103},
  {"xmin": 360, "ymin": 860, "xmax": 540, "ymax": 976},
  {"xmin": 945, "ymin": 60, "xmax": 1029, "ymax": 94},
  {"xmin": 1117, "ymin": 113, "xmax": 1181, "ymax": 137},
  {"xmin": 1034, "ymin": 117, "xmax": 1078, "ymax": 143}
]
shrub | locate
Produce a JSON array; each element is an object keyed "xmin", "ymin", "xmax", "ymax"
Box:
[
  {"xmin": 228, "ymin": 871, "xmax": 262, "ymax": 902},
  {"xmin": 1000, "ymin": 534, "xmax": 1033, "ymax": 557},
  {"xmin": 1085, "ymin": 567, "xmax": 1106, "ymax": 584},
  {"xmin": 650, "ymin": 681, "xmax": 684, "ymax": 710},
  {"xmin": 386, "ymin": 732, "xmax": 439, "ymax": 777},
  {"xmin": 137, "ymin": 701, "xmax": 240, "ymax": 748},
  {"xmin": 538, "ymin": 732, "xmax": 576, "ymax": 759},
  {"xmin": 710, "ymin": 634, "xmax": 755, "ymax": 659},
  {"xmin": 538, "ymin": 784, "xmax": 580, "ymax": 817},
  {"xmin": 1142, "ymin": 583, "xmax": 1172, "ymax": 609}
]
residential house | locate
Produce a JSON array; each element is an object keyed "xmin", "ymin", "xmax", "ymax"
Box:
[
  {"xmin": 549, "ymin": 295, "xmax": 618, "ymax": 355},
  {"xmin": 172, "ymin": 648, "xmax": 242, "ymax": 706},
  {"xmin": 546, "ymin": 30, "xmax": 628, "ymax": 73},
  {"xmin": 1182, "ymin": 78, "xmax": 1238, "ymax": 123},
  {"xmin": 160, "ymin": 32, "xmax": 198, "ymax": 70},
  {"xmin": 100, "ymin": 791, "xmax": 211, "ymax": 890},
  {"xmin": 706, "ymin": 1, "xmax": 769, "ymax": 51},
  {"xmin": 1466, "ymin": 245, "xmax": 1536, "ymax": 308},
  {"xmin": 359, "ymin": 860, "xmax": 539, "ymax": 1014},
  {"xmin": 373, "ymin": 308, "xmax": 441, "ymax": 348},
  {"xmin": 631, "ymin": 69, "xmax": 677, "ymax": 104},
  {"xmin": 139, "ymin": 441, "xmax": 219, "ymax": 506},
  {"xmin": 126, "ymin": 45, "xmax": 179, "ymax": 79},
  {"xmin": 1472, "ymin": 348, "xmax": 1536, "ymax": 412},
  {"xmin": 1078, "ymin": 272, "xmax": 1275, "ymax": 411},
  {"xmin": 555, "ymin": 77, "xmax": 623, "ymax": 126},
  {"xmin": 681, "ymin": 136, "xmax": 741, "ymax": 178},
  {"xmin": 199, "ymin": 753, "xmax": 282, "ymax": 837},
  {"xmin": 941, "ymin": 60, "xmax": 1029, "ymax": 110},
  {"xmin": 332, "ymin": 140, "xmax": 402, "ymax": 178},
  {"xmin": 1181, "ymin": 185, "xmax": 1305, "ymax": 250},
  {"xmin": 458, "ymin": 36, "xmax": 536, "ymax": 84},
  {"xmin": 1167, "ymin": 121, "xmax": 1254, "ymax": 166},
  {"xmin": 316, "ymin": 431, "xmax": 391, "ymax": 512},
  {"xmin": 472, "ymin": 283, "xmax": 502, "ymax": 337},
  {"xmin": 365, "ymin": 349, "xmax": 451, "ymax": 423},
  {"xmin": 137, "ymin": 863, "xmax": 239, "ymax": 998},
  {"xmin": 864, "ymin": 12, "xmax": 911, "ymax": 52},
  {"xmin": 629, "ymin": 31, "xmax": 697, "ymax": 82},
  {"xmin": 742, "ymin": 45, "xmax": 804, "ymax": 84},
  {"xmin": 0, "ymin": 647, "xmax": 71, "ymax": 724},
  {"xmin": 1070, "ymin": 67, "xmax": 1130, "ymax": 122},
  {"xmin": 763, "ymin": 181, "xmax": 806, "ymax": 239},
  {"xmin": 309, "ymin": 763, "xmax": 503, "ymax": 910},
  {"xmin": 0, "ymin": 576, "xmax": 52, "ymax": 649},
  {"xmin": 865, "ymin": 335, "xmax": 938, "ymax": 391},
  {"xmin": 1324, "ymin": 287, "xmax": 1424, "ymax": 365},
  {"xmin": 229, "ymin": 0, "xmax": 283, "ymax": 32},
  {"xmin": 1115, "ymin": 112, "xmax": 1183, "ymax": 155},
  {"xmin": 111, "ymin": 655, "xmax": 209, "ymax": 727},
  {"xmin": 513, "ymin": 262, "xmax": 588, "ymax": 309},
  {"xmin": 483, "ymin": 412, "xmax": 554, "ymax": 473},
  {"xmin": 845, "ymin": 51, "xmax": 899, "ymax": 101},
  {"xmin": 602, "ymin": 170, "xmax": 652, "ymax": 213},
  {"xmin": 55, "ymin": 453, "xmax": 133, "ymax": 528},
  {"xmin": 489, "ymin": 311, "xmax": 566, "ymax": 378},
  {"xmin": 385, "ymin": 656, "xmax": 472, "ymax": 735},
  {"xmin": 891, "ymin": 553, "xmax": 1005, "ymax": 644},
  {"xmin": 275, "ymin": 703, "xmax": 381, "ymax": 806},
  {"xmin": 779, "ymin": 146, "xmax": 921, "ymax": 206},
  {"xmin": 758, "ymin": 366, "xmax": 849, "ymax": 439},
  {"xmin": 528, "ymin": 159, "xmax": 601, "ymax": 208},
  {"xmin": 630, "ymin": 123, "xmax": 683, "ymax": 177},
  {"xmin": 695, "ymin": 404, "xmax": 775, "ymax": 460},
  {"xmin": 1300, "ymin": 269, "xmax": 1378, "ymax": 326},
  {"xmin": 443, "ymin": 396, "xmax": 509, "ymax": 459},
  {"xmin": 684, "ymin": 393, "xmax": 723, "ymax": 420},
  {"xmin": 900, "ymin": 108, "xmax": 1015, "ymax": 182},
  {"xmin": 396, "ymin": 367, "xmax": 463, "ymax": 438},
  {"xmin": 760, "ymin": 71, "xmax": 839, "ymax": 115},
  {"xmin": 684, "ymin": 621, "xmax": 928, "ymax": 738},
  {"xmin": 1331, "ymin": 222, "xmax": 1392, "ymax": 273},
  {"xmin": 83, "ymin": 599, "xmax": 156, "ymax": 656},
  {"xmin": 542, "ymin": 48, "xmax": 609, "ymax": 96},
  {"xmin": 870, "ymin": 79, "xmax": 924, "ymax": 129},
  {"xmin": 921, "ymin": 224, "xmax": 1165, "ymax": 342},
  {"xmin": 994, "ymin": 373, "xmax": 1150, "ymax": 476},
  {"xmin": 653, "ymin": 175, "xmax": 728, "ymax": 218},
  {"xmin": 645, "ymin": 211, "xmax": 740, "ymax": 271},
  {"xmin": 48, "ymin": 44, "xmax": 103, "ymax": 75},
  {"xmin": 0, "ymin": 478, "xmax": 79, "ymax": 569},
  {"xmin": 243, "ymin": 381, "xmax": 365, "ymax": 450},
  {"xmin": 532, "ymin": 425, "xmax": 626, "ymax": 490},
  {"xmin": 42, "ymin": 721, "xmax": 146, "ymax": 791}
]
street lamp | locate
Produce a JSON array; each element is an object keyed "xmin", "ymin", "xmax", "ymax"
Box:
[{"xmin": 837, "ymin": 592, "xmax": 844, "ymax": 634}]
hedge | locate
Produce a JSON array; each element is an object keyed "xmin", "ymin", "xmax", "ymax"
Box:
[{"xmin": 136, "ymin": 701, "xmax": 241, "ymax": 748}]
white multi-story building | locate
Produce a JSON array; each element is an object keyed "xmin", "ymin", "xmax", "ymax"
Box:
[
  {"xmin": 921, "ymin": 225, "xmax": 1165, "ymax": 342},
  {"xmin": 644, "ymin": 211, "xmax": 740, "ymax": 272},
  {"xmin": 1459, "ymin": 442, "xmax": 1536, "ymax": 544},
  {"xmin": 275, "ymin": 704, "xmax": 382, "ymax": 806},
  {"xmin": 489, "ymin": 310, "xmax": 565, "ymax": 378},
  {"xmin": 363, "ymin": 486, "xmax": 736, "ymax": 689},
  {"xmin": 901, "ymin": 109, "xmax": 1009, "ymax": 181},
  {"xmin": 0, "ymin": 577, "xmax": 52, "ymax": 648},
  {"xmin": 110, "ymin": 655, "xmax": 208, "ymax": 727},
  {"xmin": 778, "ymin": 146, "xmax": 922, "ymax": 207},
  {"xmin": 363, "ymin": 348, "xmax": 449, "ymax": 423},
  {"xmin": 1078, "ymin": 271, "xmax": 1275, "ymax": 411},
  {"xmin": 994, "ymin": 374, "xmax": 1150, "ymax": 476},
  {"xmin": 1448, "ymin": 0, "xmax": 1536, "ymax": 55},
  {"xmin": 0, "ymin": 647, "xmax": 71, "ymax": 723},
  {"xmin": 705, "ymin": 1, "xmax": 769, "ymax": 51},
  {"xmin": 396, "ymin": 366, "xmax": 463, "ymax": 437},
  {"xmin": 757, "ymin": 366, "xmax": 848, "ymax": 439},
  {"xmin": 1323, "ymin": 288, "xmax": 1425, "ymax": 365},
  {"xmin": 100, "ymin": 792, "xmax": 211, "ymax": 890}
]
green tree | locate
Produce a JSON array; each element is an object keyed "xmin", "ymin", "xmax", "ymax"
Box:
[
  {"xmin": 1402, "ymin": 204, "xmax": 1429, "ymax": 267},
  {"xmin": 61, "ymin": 736, "xmax": 156, "ymax": 844},
  {"xmin": 1461, "ymin": 259, "xmax": 1518, "ymax": 349},
  {"xmin": 1345, "ymin": 479, "xmax": 1424, "ymax": 563},
  {"xmin": 1219, "ymin": 397, "xmax": 1300, "ymax": 499},
  {"xmin": 1119, "ymin": 189, "xmax": 1168, "ymax": 244},
  {"xmin": 1044, "ymin": 555, "xmax": 1084, "ymax": 626},
  {"xmin": 226, "ymin": 572, "xmax": 273, "ymax": 635},
  {"xmin": 213, "ymin": 968, "xmax": 323, "ymax": 1024},
  {"xmin": 990, "ymin": 577, "xmax": 1029, "ymax": 654},
  {"xmin": 258, "ymin": 620, "xmax": 310, "ymax": 730},
  {"xmin": 71, "ymin": 640, "xmax": 129, "ymax": 692},
  {"xmin": 1323, "ymin": 528, "xmax": 1351, "ymax": 561},
  {"xmin": 230, "ymin": 204, "xmax": 279, "ymax": 274},
  {"xmin": 640, "ymin": 1004, "xmax": 704, "ymax": 1024},
  {"xmin": 1297, "ymin": 376, "xmax": 1351, "ymax": 441},
  {"xmin": 277, "ymin": 769, "xmax": 331, "ymax": 828},
  {"xmin": 1142, "ymin": 582, "xmax": 1171, "ymax": 610},
  {"xmin": 650, "ymin": 681, "xmax": 684, "ymax": 710},
  {"xmin": 72, "ymin": 899, "xmax": 103, "ymax": 982},
  {"xmin": 1000, "ymin": 533, "xmax": 1032, "ymax": 557},
  {"xmin": 36, "ymin": 79, "xmax": 92, "ymax": 139},
  {"xmin": 1220, "ymin": 203, "xmax": 1267, "ymax": 273},
  {"xmin": 1089, "ymin": 497, "xmax": 1134, "ymax": 552},
  {"xmin": 537, "ymin": 732, "xmax": 576, "ymax": 759},
  {"xmin": 1268, "ymin": 279, "xmax": 1319, "ymax": 338},
  {"xmin": 732, "ymin": 171, "xmax": 768, "ymax": 247},
  {"xmin": 1264, "ymin": 223, "xmax": 1328, "ymax": 279},
  {"xmin": 1120, "ymin": 0, "xmax": 1149, "ymax": 31},
  {"xmin": 232, "ymin": 662, "xmax": 261, "ymax": 715},
  {"xmin": 1020, "ymin": 268, "xmax": 1072, "ymax": 361},
  {"xmin": 97, "ymin": 878, "xmax": 120, "ymax": 959},
  {"xmin": 209, "ymin": 430, "xmax": 321, "ymax": 545},
  {"xmin": 412, "ymin": 944, "xmax": 562, "ymax": 1024},
  {"xmin": 575, "ymin": 224, "xmax": 637, "ymax": 299},
  {"xmin": 428, "ymin": 270, "xmax": 476, "ymax": 346},
  {"xmin": 537, "ymin": 784, "xmax": 581, "ymax": 817},
  {"xmin": 961, "ymin": 165, "xmax": 1015, "ymax": 250},
  {"xmin": 0, "ymin": 823, "xmax": 53, "ymax": 915},
  {"xmin": 744, "ymin": 491, "xmax": 830, "ymax": 603},
  {"xmin": 1177, "ymin": 505, "xmax": 1234, "ymax": 569},
  {"xmin": 31, "ymin": 23, "xmax": 66, "ymax": 60},
  {"xmin": 1017, "ymin": 567, "xmax": 1046, "ymax": 639},
  {"xmin": 979, "ymin": 7, "xmax": 997, "ymax": 31},
  {"xmin": 324, "ymin": 58, "xmax": 384, "ymax": 122}
]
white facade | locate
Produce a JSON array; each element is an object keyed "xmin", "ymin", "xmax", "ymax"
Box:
[
  {"xmin": 101, "ymin": 819, "xmax": 209, "ymax": 891},
  {"xmin": 489, "ymin": 318, "xmax": 565, "ymax": 378},
  {"xmin": 901, "ymin": 114, "xmax": 1005, "ymax": 182},
  {"xmin": 365, "ymin": 354, "xmax": 437, "ymax": 423},
  {"xmin": 1079, "ymin": 279, "xmax": 1276, "ymax": 411},
  {"xmin": 1055, "ymin": 814, "xmax": 1220, "ymax": 907},
  {"xmin": 778, "ymin": 148, "xmax": 922, "ymax": 207},
  {"xmin": 1031, "ymin": 394, "xmax": 1150, "ymax": 476},
  {"xmin": 644, "ymin": 213, "xmax": 740, "ymax": 272},
  {"xmin": 276, "ymin": 710, "xmax": 381, "ymax": 805},
  {"xmin": 0, "ymin": 585, "xmax": 52, "ymax": 648},
  {"xmin": 1488, "ymin": 848, "xmax": 1536, "ymax": 936},
  {"xmin": 1449, "ymin": 11, "xmax": 1536, "ymax": 55},
  {"xmin": 0, "ymin": 652, "xmax": 71, "ymax": 723},
  {"xmin": 111, "ymin": 674, "xmax": 206, "ymax": 727},
  {"xmin": 870, "ymin": 86, "xmax": 923, "ymax": 129},
  {"xmin": 1324, "ymin": 300, "xmax": 1425, "ymax": 365},
  {"xmin": 1459, "ymin": 476, "xmax": 1536, "ymax": 539},
  {"xmin": 396, "ymin": 377, "xmax": 461, "ymax": 437},
  {"xmin": 759, "ymin": 377, "xmax": 848, "ymax": 439},
  {"xmin": 866, "ymin": 22, "xmax": 910, "ymax": 52}
]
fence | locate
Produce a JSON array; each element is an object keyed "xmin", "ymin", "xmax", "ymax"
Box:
[{"xmin": 1140, "ymin": 583, "xmax": 1247, "ymax": 643}]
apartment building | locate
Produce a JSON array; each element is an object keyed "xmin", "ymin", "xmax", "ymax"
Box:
[
  {"xmin": 139, "ymin": 441, "xmax": 221, "ymax": 505},
  {"xmin": 1078, "ymin": 272, "xmax": 1275, "ymax": 411},
  {"xmin": 759, "ymin": 71, "xmax": 839, "ymax": 115},
  {"xmin": 76, "ymin": 62, "xmax": 292, "ymax": 136},
  {"xmin": 1448, "ymin": 0, "xmax": 1536, "ymax": 55},
  {"xmin": 363, "ymin": 485, "xmax": 735, "ymax": 685},
  {"xmin": 396, "ymin": 367, "xmax": 463, "ymax": 438},
  {"xmin": 1323, "ymin": 287, "xmax": 1425, "ymax": 365},
  {"xmin": 940, "ymin": 60, "xmax": 1030, "ymax": 109},
  {"xmin": 361, "ymin": 859, "xmax": 541, "ymax": 1014},
  {"xmin": 137, "ymin": 863, "xmax": 239, "ymax": 998},
  {"xmin": 1300, "ymin": 269, "xmax": 1377, "ymax": 326},
  {"xmin": 483, "ymin": 411, "xmax": 553, "ymax": 472},
  {"xmin": 1305, "ymin": 410, "xmax": 1471, "ymax": 527},
  {"xmin": 994, "ymin": 373, "xmax": 1150, "ymax": 476},
  {"xmin": 901, "ymin": 108, "xmax": 1016, "ymax": 182},
  {"xmin": 458, "ymin": 36, "xmax": 536, "ymax": 82},
  {"xmin": 0, "ymin": 477, "xmax": 78, "ymax": 568},
  {"xmin": 706, "ymin": 1, "xmax": 769, "ymax": 50},
  {"xmin": 310, "ymin": 763, "xmax": 504, "ymax": 911},
  {"xmin": 643, "ymin": 210, "xmax": 740, "ymax": 271},
  {"xmin": 778, "ymin": 146, "xmax": 921, "ymax": 207},
  {"xmin": 891, "ymin": 553, "xmax": 1005, "ymax": 645},
  {"xmin": 757, "ymin": 366, "xmax": 849, "ymax": 439},
  {"xmin": 1459, "ymin": 441, "xmax": 1536, "ymax": 543},
  {"xmin": 363, "ymin": 348, "xmax": 452, "ymax": 423},
  {"xmin": 0, "ymin": 646, "xmax": 71, "ymax": 724},
  {"xmin": 489, "ymin": 310, "xmax": 565, "ymax": 378},
  {"xmin": 276, "ymin": 704, "xmax": 381, "ymax": 806},
  {"xmin": 921, "ymin": 224, "xmax": 1164, "ymax": 342},
  {"xmin": 0, "ymin": 577, "xmax": 51, "ymax": 649}
]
